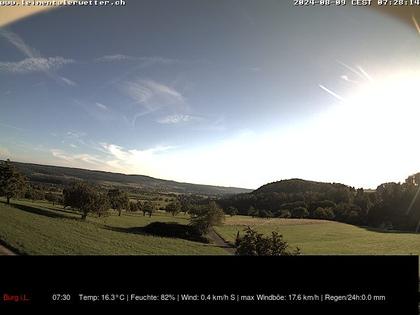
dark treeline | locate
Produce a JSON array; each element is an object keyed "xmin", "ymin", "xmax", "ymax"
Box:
[{"xmin": 220, "ymin": 176, "xmax": 420, "ymax": 232}]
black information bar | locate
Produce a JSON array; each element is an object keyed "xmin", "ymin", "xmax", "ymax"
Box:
[{"xmin": 0, "ymin": 256, "xmax": 417, "ymax": 313}]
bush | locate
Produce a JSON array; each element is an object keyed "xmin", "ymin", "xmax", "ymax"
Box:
[
  {"xmin": 313, "ymin": 207, "xmax": 335, "ymax": 220},
  {"xmin": 291, "ymin": 207, "xmax": 309, "ymax": 218},
  {"xmin": 277, "ymin": 209, "xmax": 291, "ymax": 218},
  {"xmin": 258, "ymin": 209, "xmax": 273, "ymax": 218},
  {"xmin": 235, "ymin": 226, "xmax": 300, "ymax": 256}
]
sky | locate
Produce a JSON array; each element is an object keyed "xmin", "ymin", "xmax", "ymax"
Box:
[{"xmin": 1, "ymin": 1, "xmax": 420, "ymax": 189}]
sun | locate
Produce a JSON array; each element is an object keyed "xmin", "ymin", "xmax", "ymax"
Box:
[{"xmin": 318, "ymin": 68, "xmax": 420, "ymax": 185}]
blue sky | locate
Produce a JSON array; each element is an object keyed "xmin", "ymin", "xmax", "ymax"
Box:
[{"xmin": 1, "ymin": 1, "xmax": 420, "ymax": 189}]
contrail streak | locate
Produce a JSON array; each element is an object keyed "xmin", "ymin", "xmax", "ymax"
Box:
[
  {"xmin": 340, "ymin": 75, "xmax": 359, "ymax": 84},
  {"xmin": 0, "ymin": 28, "xmax": 75, "ymax": 86},
  {"xmin": 319, "ymin": 84, "xmax": 346, "ymax": 102},
  {"xmin": 356, "ymin": 66, "xmax": 374, "ymax": 82},
  {"xmin": 336, "ymin": 60, "xmax": 365, "ymax": 80}
]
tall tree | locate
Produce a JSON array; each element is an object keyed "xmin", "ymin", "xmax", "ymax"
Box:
[
  {"xmin": 107, "ymin": 189, "xmax": 129, "ymax": 216},
  {"xmin": 0, "ymin": 159, "xmax": 27, "ymax": 204},
  {"xmin": 165, "ymin": 201, "xmax": 182, "ymax": 216},
  {"xmin": 142, "ymin": 201, "xmax": 155, "ymax": 217},
  {"xmin": 190, "ymin": 201, "xmax": 225, "ymax": 235},
  {"xmin": 63, "ymin": 182, "xmax": 109, "ymax": 220}
]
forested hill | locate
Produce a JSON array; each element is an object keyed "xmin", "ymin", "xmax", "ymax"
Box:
[
  {"xmin": 10, "ymin": 161, "xmax": 252, "ymax": 196},
  {"xmin": 221, "ymin": 176, "xmax": 420, "ymax": 232},
  {"xmin": 254, "ymin": 178, "xmax": 351, "ymax": 195}
]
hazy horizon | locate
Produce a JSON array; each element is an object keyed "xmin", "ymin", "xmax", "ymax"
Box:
[{"xmin": 1, "ymin": 1, "xmax": 420, "ymax": 190}]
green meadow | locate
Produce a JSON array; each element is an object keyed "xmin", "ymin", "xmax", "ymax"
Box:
[
  {"xmin": 0, "ymin": 198, "xmax": 226, "ymax": 255},
  {"xmin": 2, "ymin": 199, "xmax": 420, "ymax": 256},
  {"xmin": 215, "ymin": 216, "xmax": 420, "ymax": 255}
]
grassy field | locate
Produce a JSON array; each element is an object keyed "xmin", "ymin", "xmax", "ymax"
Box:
[
  {"xmin": 2, "ymin": 199, "xmax": 420, "ymax": 256},
  {"xmin": 0, "ymin": 198, "xmax": 227, "ymax": 255},
  {"xmin": 215, "ymin": 216, "xmax": 420, "ymax": 255}
]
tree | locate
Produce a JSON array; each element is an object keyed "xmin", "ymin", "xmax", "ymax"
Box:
[
  {"xmin": 165, "ymin": 201, "xmax": 182, "ymax": 216},
  {"xmin": 291, "ymin": 207, "xmax": 309, "ymax": 219},
  {"xmin": 143, "ymin": 201, "xmax": 155, "ymax": 217},
  {"xmin": 258, "ymin": 209, "xmax": 273, "ymax": 218},
  {"xmin": 45, "ymin": 192, "xmax": 59, "ymax": 206},
  {"xmin": 129, "ymin": 201, "xmax": 139, "ymax": 212},
  {"xmin": 247, "ymin": 206, "xmax": 258, "ymax": 217},
  {"xmin": 107, "ymin": 189, "xmax": 129, "ymax": 216},
  {"xmin": 313, "ymin": 207, "xmax": 335, "ymax": 220},
  {"xmin": 225, "ymin": 206, "xmax": 238, "ymax": 216},
  {"xmin": 25, "ymin": 187, "xmax": 45, "ymax": 201},
  {"xmin": 0, "ymin": 159, "xmax": 27, "ymax": 204},
  {"xmin": 277, "ymin": 209, "xmax": 291, "ymax": 218},
  {"xmin": 177, "ymin": 195, "xmax": 193, "ymax": 214},
  {"xmin": 235, "ymin": 226, "xmax": 300, "ymax": 256},
  {"xmin": 63, "ymin": 182, "xmax": 109, "ymax": 220},
  {"xmin": 190, "ymin": 201, "xmax": 225, "ymax": 235}
]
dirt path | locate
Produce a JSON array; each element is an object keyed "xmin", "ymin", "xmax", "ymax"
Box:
[
  {"xmin": 207, "ymin": 228, "xmax": 235, "ymax": 255},
  {"xmin": 0, "ymin": 242, "xmax": 17, "ymax": 256}
]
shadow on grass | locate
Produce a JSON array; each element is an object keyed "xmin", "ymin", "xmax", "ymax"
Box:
[
  {"xmin": 104, "ymin": 222, "xmax": 209, "ymax": 243},
  {"xmin": 361, "ymin": 226, "xmax": 419, "ymax": 235},
  {"xmin": 0, "ymin": 238, "xmax": 26, "ymax": 256},
  {"xmin": 1, "ymin": 201, "xmax": 80, "ymax": 221},
  {"xmin": 42, "ymin": 205, "xmax": 81, "ymax": 216}
]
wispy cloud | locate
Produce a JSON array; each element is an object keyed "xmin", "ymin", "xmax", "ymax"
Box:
[
  {"xmin": 157, "ymin": 114, "xmax": 200, "ymax": 124},
  {"xmin": 0, "ymin": 57, "xmax": 74, "ymax": 74},
  {"xmin": 95, "ymin": 54, "xmax": 135, "ymax": 62},
  {"xmin": 51, "ymin": 149, "xmax": 103, "ymax": 165},
  {"xmin": 50, "ymin": 143, "xmax": 175, "ymax": 177},
  {"xmin": 100, "ymin": 143, "xmax": 174, "ymax": 174},
  {"xmin": 92, "ymin": 55, "xmax": 208, "ymax": 93},
  {"xmin": 66, "ymin": 131, "xmax": 86, "ymax": 139},
  {"xmin": 73, "ymin": 99, "xmax": 120, "ymax": 122},
  {"xmin": 95, "ymin": 102, "xmax": 108, "ymax": 111},
  {"xmin": 0, "ymin": 146, "xmax": 11, "ymax": 158},
  {"xmin": 64, "ymin": 131, "xmax": 87, "ymax": 146},
  {"xmin": 60, "ymin": 76, "xmax": 77, "ymax": 86},
  {"xmin": 0, "ymin": 122, "xmax": 25, "ymax": 131},
  {"xmin": 121, "ymin": 79, "xmax": 186, "ymax": 112},
  {"xmin": 0, "ymin": 28, "xmax": 76, "ymax": 85},
  {"xmin": 95, "ymin": 54, "xmax": 184, "ymax": 65}
]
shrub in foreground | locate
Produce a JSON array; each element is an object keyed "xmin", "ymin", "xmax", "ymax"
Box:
[{"xmin": 235, "ymin": 226, "xmax": 300, "ymax": 256}]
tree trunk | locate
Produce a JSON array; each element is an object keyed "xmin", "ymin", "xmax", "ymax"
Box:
[
  {"xmin": 81, "ymin": 212, "xmax": 87, "ymax": 220},
  {"xmin": 118, "ymin": 209, "xmax": 121, "ymax": 217},
  {"xmin": 6, "ymin": 197, "xmax": 10, "ymax": 204}
]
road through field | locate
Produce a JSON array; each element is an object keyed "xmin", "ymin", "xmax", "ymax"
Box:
[
  {"xmin": 208, "ymin": 228, "xmax": 235, "ymax": 255},
  {"xmin": 0, "ymin": 242, "xmax": 16, "ymax": 256}
]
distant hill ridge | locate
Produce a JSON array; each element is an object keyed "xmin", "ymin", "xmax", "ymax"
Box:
[
  {"xmin": 254, "ymin": 178, "xmax": 353, "ymax": 194},
  {"xmin": 9, "ymin": 161, "xmax": 252, "ymax": 196}
]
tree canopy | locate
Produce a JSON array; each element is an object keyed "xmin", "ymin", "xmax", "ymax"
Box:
[
  {"xmin": 0, "ymin": 159, "xmax": 27, "ymax": 204},
  {"xmin": 63, "ymin": 182, "xmax": 109, "ymax": 219}
]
